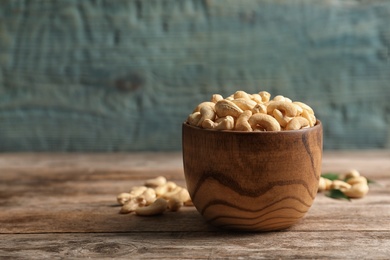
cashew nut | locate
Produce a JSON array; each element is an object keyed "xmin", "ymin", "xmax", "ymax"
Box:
[
  {"xmin": 117, "ymin": 192, "xmax": 132, "ymax": 205},
  {"xmin": 168, "ymin": 198, "xmax": 183, "ymax": 212},
  {"xmin": 285, "ymin": 117, "xmax": 309, "ymax": 130},
  {"xmin": 248, "ymin": 113, "xmax": 281, "ymax": 131},
  {"xmin": 193, "ymin": 101, "xmax": 215, "ymax": 113},
  {"xmin": 120, "ymin": 197, "xmax": 146, "ymax": 214},
  {"xmin": 201, "ymin": 119, "xmax": 215, "ymax": 129},
  {"xmin": 251, "ymin": 103, "xmax": 267, "ymax": 114},
  {"xmin": 161, "ymin": 186, "xmax": 183, "ymax": 200},
  {"xmin": 272, "ymin": 109, "xmax": 292, "ymax": 128},
  {"xmin": 301, "ymin": 109, "xmax": 316, "ymax": 127},
  {"xmin": 318, "ymin": 170, "xmax": 371, "ymax": 200},
  {"xmin": 187, "ymin": 112, "xmax": 202, "ymax": 126},
  {"xmin": 343, "ymin": 169, "xmax": 361, "ymax": 179},
  {"xmin": 197, "ymin": 104, "xmax": 216, "ymax": 127},
  {"xmin": 343, "ymin": 183, "xmax": 369, "ymax": 198},
  {"xmin": 231, "ymin": 98, "xmax": 257, "ymax": 111},
  {"xmin": 145, "ymin": 176, "xmax": 167, "ymax": 188},
  {"xmin": 211, "ymin": 94, "xmax": 224, "ymax": 103},
  {"xmin": 250, "ymin": 94, "xmax": 263, "ymax": 104},
  {"xmin": 135, "ymin": 198, "xmax": 168, "ymax": 216},
  {"xmin": 233, "ymin": 90, "xmax": 251, "ymax": 100},
  {"xmin": 129, "ymin": 186, "xmax": 148, "ymax": 197},
  {"xmin": 139, "ymin": 188, "xmax": 157, "ymax": 205},
  {"xmin": 120, "ymin": 199, "xmax": 140, "ymax": 214},
  {"xmin": 272, "ymin": 95, "xmax": 286, "ymax": 102},
  {"xmin": 293, "ymin": 103, "xmax": 303, "ymax": 116},
  {"xmin": 293, "ymin": 101, "xmax": 314, "ymax": 115},
  {"xmin": 202, "ymin": 116, "xmax": 235, "ymax": 130},
  {"xmin": 271, "ymin": 95, "xmax": 292, "ymax": 102},
  {"xmin": 235, "ymin": 110, "xmax": 253, "ymax": 131},
  {"xmin": 267, "ymin": 101, "xmax": 298, "ymax": 117},
  {"xmin": 259, "ymin": 91, "xmax": 271, "ymax": 102},
  {"xmin": 346, "ymin": 176, "xmax": 368, "ymax": 186},
  {"xmin": 318, "ymin": 178, "xmax": 326, "ymax": 192},
  {"xmin": 116, "ymin": 177, "xmax": 195, "ymax": 217},
  {"xmin": 161, "ymin": 187, "xmax": 189, "ymax": 204},
  {"xmin": 187, "ymin": 90, "xmax": 317, "ymax": 132},
  {"xmin": 171, "ymin": 188, "xmax": 191, "ymax": 203},
  {"xmin": 318, "ymin": 177, "xmax": 332, "ymax": 192},
  {"xmin": 155, "ymin": 181, "xmax": 177, "ymax": 197},
  {"xmin": 325, "ymin": 178, "xmax": 332, "ymax": 190},
  {"xmin": 215, "ymin": 99, "xmax": 243, "ymax": 118},
  {"xmin": 330, "ymin": 180, "xmax": 352, "ymax": 191}
]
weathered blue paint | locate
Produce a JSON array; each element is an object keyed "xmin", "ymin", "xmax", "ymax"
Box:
[{"xmin": 0, "ymin": 0, "xmax": 389, "ymax": 151}]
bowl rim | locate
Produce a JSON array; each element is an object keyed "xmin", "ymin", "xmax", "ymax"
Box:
[{"xmin": 183, "ymin": 120, "xmax": 322, "ymax": 135}]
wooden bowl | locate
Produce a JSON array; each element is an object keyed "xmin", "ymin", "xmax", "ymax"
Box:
[{"xmin": 182, "ymin": 121, "xmax": 323, "ymax": 231}]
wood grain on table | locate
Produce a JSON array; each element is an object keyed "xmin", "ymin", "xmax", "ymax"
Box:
[{"xmin": 0, "ymin": 151, "xmax": 389, "ymax": 259}]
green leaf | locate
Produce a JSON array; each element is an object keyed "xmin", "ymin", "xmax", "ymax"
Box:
[
  {"xmin": 321, "ymin": 173, "xmax": 340, "ymax": 181},
  {"xmin": 325, "ymin": 189, "xmax": 351, "ymax": 201}
]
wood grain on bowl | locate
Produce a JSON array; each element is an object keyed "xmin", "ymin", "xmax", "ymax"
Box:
[{"xmin": 182, "ymin": 122, "xmax": 323, "ymax": 231}]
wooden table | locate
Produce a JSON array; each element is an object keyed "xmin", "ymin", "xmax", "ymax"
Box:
[{"xmin": 1, "ymin": 151, "xmax": 389, "ymax": 259}]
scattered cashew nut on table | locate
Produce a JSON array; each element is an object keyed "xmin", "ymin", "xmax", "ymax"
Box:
[
  {"xmin": 186, "ymin": 90, "xmax": 317, "ymax": 131},
  {"xmin": 135, "ymin": 198, "xmax": 168, "ymax": 216},
  {"xmin": 317, "ymin": 169, "xmax": 370, "ymax": 199},
  {"xmin": 116, "ymin": 176, "xmax": 193, "ymax": 216}
]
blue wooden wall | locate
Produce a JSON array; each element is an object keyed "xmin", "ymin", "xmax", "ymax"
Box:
[{"xmin": 0, "ymin": 0, "xmax": 389, "ymax": 151}]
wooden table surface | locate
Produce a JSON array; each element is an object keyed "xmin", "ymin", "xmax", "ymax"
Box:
[{"xmin": 1, "ymin": 151, "xmax": 389, "ymax": 259}]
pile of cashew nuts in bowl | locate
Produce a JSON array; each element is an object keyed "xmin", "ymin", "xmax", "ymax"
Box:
[
  {"xmin": 114, "ymin": 92, "xmax": 371, "ymax": 218},
  {"xmin": 186, "ymin": 90, "xmax": 317, "ymax": 131}
]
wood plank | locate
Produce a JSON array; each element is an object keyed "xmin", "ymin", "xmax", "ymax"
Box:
[
  {"xmin": 0, "ymin": 151, "xmax": 389, "ymax": 259},
  {"xmin": 0, "ymin": 151, "xmax": 389, "ymax": 234},
  {"xmin": 0, "ymin": 150, "xmax": 389, "ymax": 176},
  {"xmin": 1, "ymin": 232, "xmax": 390, "ymax": 259},
  {"xmin": 1, "ymin": 191, "xmax": 389, "ymax": 233}
]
